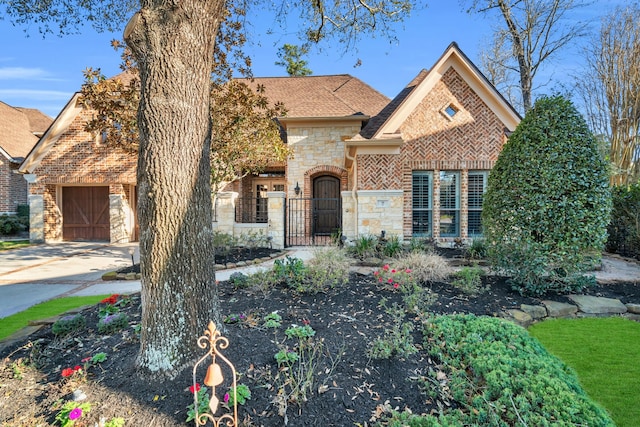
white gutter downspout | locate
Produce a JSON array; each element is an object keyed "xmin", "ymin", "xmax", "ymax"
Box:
[{"xmin": 345, "ymin": 149, "xmax": 358, "ymax": 239}]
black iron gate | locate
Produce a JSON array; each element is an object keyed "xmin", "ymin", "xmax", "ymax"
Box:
[{"xmin": 286, "ymin": 197, "xmax": 341, "ymax": 246}]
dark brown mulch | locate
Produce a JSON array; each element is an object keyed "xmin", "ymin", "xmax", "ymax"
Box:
[
  {"xmin": 116, "ymin": 247, "xmax": 282, "ymax": 274},
  {"xmin": 1, "ymin": 253, "xmax": 638, "ymax": 426}
]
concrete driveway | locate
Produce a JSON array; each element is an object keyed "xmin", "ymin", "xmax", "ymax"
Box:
[
  {"xmin": 0, "ymin": 242, "xmax": 140, "ymax": 319},
  {"xmin": 0, "ymin": 242, "xmax": 311, "ymax": 319}
]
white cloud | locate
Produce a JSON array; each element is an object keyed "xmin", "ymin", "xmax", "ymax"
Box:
[
  {"xmin": 0, "ymin": 67, "xmax": 51, "ymax": 80},
  {"xmin": 0, "ymin": 89, "xmax": 71, "ymax": 101}
]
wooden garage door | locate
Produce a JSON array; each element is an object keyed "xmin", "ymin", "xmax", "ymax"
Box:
[{"xmin": 62, "ymin": 186, "xmax": 110, "ymax": 241}]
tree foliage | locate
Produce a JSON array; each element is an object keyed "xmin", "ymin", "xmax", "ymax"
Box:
[
  {"xmin": 80, "ymin": 52, "xmax": 289, "ymax": 193},
  {"xmin": 606, "ymin": 184, "xmax": 640, "ymax": 260},
  {"xmin": 468, "ymin": 0, "xmax": 588, "ymax": 112},
  {"xmin": 482, "ymin": 95, "xmax": 611, "ymax": 295},
  {"xmin": 575, "ymin": 4, "xmax": 640, "ymax": 186},
  {"xmin": 275, "ymin": 44, "xmax": 313, "ymax": 76}
]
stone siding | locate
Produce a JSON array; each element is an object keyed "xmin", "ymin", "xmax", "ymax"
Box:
[
  {"xmin": 286, "ymin": 124, "xmax": 358, "ymax": 198},
  {"xmin": 356, "ymin": 190, "xmax": 404, "ymax": 238}
]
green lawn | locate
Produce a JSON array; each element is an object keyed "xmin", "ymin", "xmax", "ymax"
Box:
[
  {"xmin": 0, "ymin": 295, "xmax": 110, "ymax": 341},
  {"xmin": 0, "ymin": 240, "xmax": 30, "ymax": 251},
  {"xmin": 530, "ymin": 317, "xmax": 640, "ymax": 427}
]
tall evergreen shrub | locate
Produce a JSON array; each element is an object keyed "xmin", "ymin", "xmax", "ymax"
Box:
[
  {"xmin": 607, "ymin": 184, "xmax": 640, "ymax": 260},
  {"xmin": 482, "ymin": 95, "xmax": 611, "ymax": 295}
]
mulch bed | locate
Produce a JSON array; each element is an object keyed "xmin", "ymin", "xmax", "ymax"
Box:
[{"xmin": 1, "ymin": 250, "xmax": 638, "ymax": 426}]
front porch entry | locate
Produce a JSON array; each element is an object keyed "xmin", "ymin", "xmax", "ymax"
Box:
[{"xmin": 286, "ymin": 175, "xmax": 341, "ymax": 246}]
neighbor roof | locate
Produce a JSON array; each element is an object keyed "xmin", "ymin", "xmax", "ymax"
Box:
[
  {"xmin": 0, "ymin": 102, "xmax": 51, "ymax": 161},
  {"xmin": 242, "ymin": 75, "xmax": 390, "ymax": 119},
  {"xmin": 15, "ymin": 108, "xmax": 54, "ymax": 136}
]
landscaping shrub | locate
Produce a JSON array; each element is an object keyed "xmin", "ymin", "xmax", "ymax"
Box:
[
  {"xmin": 52, "ymin": 313, "xmax": 86, "ymax": 336},
  {"xmin": 464, "ymin": 238, "xmax": 486, "ymax": 260},
  {"xmin": 483, "ymin": 95, "xmax": 611, "ymax": 295},
  {"xmin": 229, "ymin": 271, "xmax": 249, "ymax": 289},
  {"xmin": 350, "ymin": 234, "xmax": 378, "ymax": 259},
  {"xmin": 0, "ymin": 213, "xmax": 29, "ymax": 236},
  {"xmin": 394, "ymin": 251, "xmax": 452, "ymax": 283},
  {"xmin": 451, "ymin": 265, "xmax": 486, "ymax": 296},
  {"xmin": 606, "ymin": 183, "xmax": 640, "ymax": 260},
  {"xmin": 272, "ymin": 256, "xmax": 308, "ymax": 291},
  {"xmin": 380, "ymin": 234, "xmax": 403, "ymax": 258},
  {"xmin": 378, "ymin": 315, "xmax": 614, "ymax": 426},
  {"xmin": 305, "ymin": 247, "xmax": 351, "ymax": 292}
]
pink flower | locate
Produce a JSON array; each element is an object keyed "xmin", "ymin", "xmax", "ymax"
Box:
[
  {"xmin": 61, "ymin": 368, "xmax": 74, "ymax": 378},
  {"xmin": 391, "ymin": 269, "xmax": 396, "ymax": 273},
  {"xmin": 189, "ymin": 383, "xmax": 201, "ymax": 393},
  {"xmin": 378, "ymin": 278, "xmax": 383, "ymax": 283},
  {"xmin": 382, "ymin": 265, "xmax": 389, "ymax": 271},
  {"xmin": 405, "ymin": 269, "xmax": 412, "ymax": 273},
  {"xmin": 81, "ymin": 357, "xmax": 91, "ymax": 363},
  {"xmin": 69, "ymin": 408, "xmax": 82, "ymax": 420},
  {"xmin": 387, "ymin": 278, "xmax": 393, "ymax": 284},
  {"xmin": 393, "ymin": 283, "xmax": 400, "ymax": 289},
  {"xmin": 73, "ymin": 365, "xmax": 82, "ymax": 371},
  {"xmin": 374, "ymin": 271, "xmax": 379, "ymax": 276},
  {"xmin": 223, "ymin": 393, "xmax": 230, "ymax": 403}
]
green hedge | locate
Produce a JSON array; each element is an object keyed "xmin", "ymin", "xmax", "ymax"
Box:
[
  {"xmin": 0, "ymin": 214, "xmax": 29, "ymax": 236},
  {"xmin": 378, "ymin": 315, "xmax": 614, "ymax": 427},
  {"xmin": 607, "ymin": 184, "xmax": 640, "ymax": 260},
  {"xmin": 482, "ymin": 96, "xmax": 611, "ymax": 295}
]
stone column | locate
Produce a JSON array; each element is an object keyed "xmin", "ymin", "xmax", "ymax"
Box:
[
  {"xmin": 267, "ymin": 191, "xmax": 285, "ymax": 249},
  {"xmin": 215, "ymin": 192, "xmax": 237, "ymax": 235},
  {"xmin": 109, "ymin": 194, "xmax": 128, "ymax": 243},
  {"xmin": 28, "ymin": 194, "xmax": 44, "ymax": 243},
  {"xmin": 341, "ymin": 191, "xmax": 356, "ymax": 242}
]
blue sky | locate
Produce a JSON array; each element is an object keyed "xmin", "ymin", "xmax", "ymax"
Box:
[{"xmin": 0, "ymin": 1, "xmax": 621, "ymax": 118}]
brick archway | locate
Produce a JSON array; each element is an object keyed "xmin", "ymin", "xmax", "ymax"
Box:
[{"xmin": 303, "ymin": 165, "xmax": 347, "ymax": 198}]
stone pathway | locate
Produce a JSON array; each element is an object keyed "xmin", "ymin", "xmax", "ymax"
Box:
[
  {"xmin": 507, "ymin": 297, "xmax": 640, "ymax": 328},
  {"xmin": 504, "ymin": 254, "xmax": 640, "ymax": 327}
]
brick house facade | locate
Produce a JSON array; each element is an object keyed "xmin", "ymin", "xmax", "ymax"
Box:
[
  {"xmin": 18, "ymin": 43, "xmax": 519, "ymax": 246},
  {"xmin": 345, "ymin": 43, "xmax": 520, "ymax": 242},
  {"xmin": 20, "ymin": 94, "xmax": 137, "ymax": 242},
  {"xmin": 0, "ymin": 102, "xmax": 52, "ymax": 214}
]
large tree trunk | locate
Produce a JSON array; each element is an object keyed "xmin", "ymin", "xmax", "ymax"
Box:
[{"xmin": 124, "ymin": 0, "xmax": 225, "ymax": 379}]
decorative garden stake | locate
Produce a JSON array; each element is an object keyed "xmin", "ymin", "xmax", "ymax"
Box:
[{"xmin": 192, "ymin": 321, "xmax": 238, "ymax": 426}]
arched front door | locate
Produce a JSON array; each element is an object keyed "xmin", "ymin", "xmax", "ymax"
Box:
[{"xmin": 312, "ymin": 175, "xmax": 341, "ymax": 236}]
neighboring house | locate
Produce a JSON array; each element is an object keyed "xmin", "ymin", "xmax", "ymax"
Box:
[
  {"xmin": 19, "ymin": 42, "xmax": 520, "ymax": 247},
  {"xmin": 0, "ymin": 102, "xmax": 52, "ymax": 214}
]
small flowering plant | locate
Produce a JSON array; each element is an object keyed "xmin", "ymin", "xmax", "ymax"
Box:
[
  {"xmin": 97, "ymin": 312, "xmax": 129, "ymax": 335},
  {"xmin": 98, "ymin": 294, "xmax": 133, "ymax": 317},
  {"xmin": 60, "ymin": 365, "xmax": 83, "ymax": 380},
  {"xmin": 186, "ymin": 383, "xmax": 212, "ymax": 422},
  {"xmin": 54, "ymin": 401, "xmax": 91, "ymax": 427},
  {"xmin": 374, "ymin": 264, "xmax": 416, "ymax": 291},
  {"xmin": 225, "ymin": 384, "xmax": 251, "ymax": 406},
  {"xmin": 223, "ymin": 313, "xmax": 246, "ymax": 324}
]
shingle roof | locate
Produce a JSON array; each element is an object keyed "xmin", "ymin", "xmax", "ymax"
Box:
[
  {"xmin": 0, "ymin": 102, "xmax": 48, "ymax": 160},
  {"xmin": 359, "ymin": 69, "xmax": 428, "ymax": 139},
  {"xmin": 242, "ymin": 75, "xmax": 390, "ymax": 118},
  {"xmin": 15, "ymin": 107, "xmax": 53, "ymax": 135}
]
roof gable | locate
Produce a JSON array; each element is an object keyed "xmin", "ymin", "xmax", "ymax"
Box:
[
  {"xmin": 19, "ymin": 93, "xmax": 84, "ymax": 173},
  {"xmin": 360, "ymin": 42, "xmax": 520, "ymax": 140}
]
